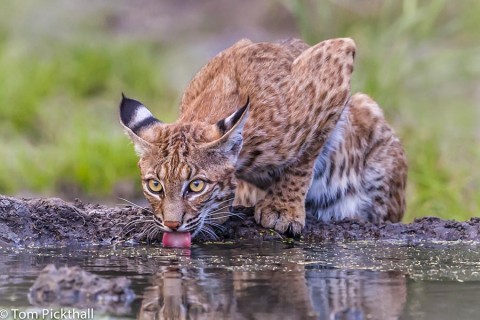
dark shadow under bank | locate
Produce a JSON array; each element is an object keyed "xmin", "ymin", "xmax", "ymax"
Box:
[{"xmin": 0, "ymin": 195, "xmax": 479, "ymax": 246}]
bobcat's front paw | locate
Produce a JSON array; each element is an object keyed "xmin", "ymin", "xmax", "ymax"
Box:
[{"xmin": 254, "ymin": 197, "xmax": 305, "ymax": 234}]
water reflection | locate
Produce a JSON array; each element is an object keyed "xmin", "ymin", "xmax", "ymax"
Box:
[
  {"xmin": 1, "ymin": 241, "xmax": 480, "ymax": 319},
  {"xmin": 138, "ymin": 264, "xmax": 406, "ymax": 319}
]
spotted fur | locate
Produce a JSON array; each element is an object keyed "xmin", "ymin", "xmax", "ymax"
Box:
[
  {"xmin": 306, "ymin": 94, "xmax": 406, "ymax": 222},
  {"xmin": 120, "ymin": 37, "xmax": 407, "ymax": 236}
]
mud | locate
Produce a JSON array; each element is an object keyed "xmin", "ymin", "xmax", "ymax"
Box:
[{"xmin": 0, "ymin": 195, "xmax": 479, "ymax": 246}]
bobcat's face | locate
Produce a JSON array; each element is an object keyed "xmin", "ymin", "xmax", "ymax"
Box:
[{"xmin": 120, "ymin": 95, "xmax": 248, "ymax": 237}]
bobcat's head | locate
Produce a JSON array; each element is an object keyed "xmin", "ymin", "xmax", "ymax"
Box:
[{"xmin": 119, "ymin": 95, "xmax": 248, "ymax": 238}]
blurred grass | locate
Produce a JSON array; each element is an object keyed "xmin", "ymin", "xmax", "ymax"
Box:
[
  {"xmin": 0, "ymin": 0, "xmax": 479, "ymax": 221},
  {"xmin": 0, "ymin": 32, "xmax": 178, "ymax": 198}
]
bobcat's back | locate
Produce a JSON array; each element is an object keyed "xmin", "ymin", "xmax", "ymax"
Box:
[{"xmin": 179, "ymin": 38, "xmax": 406, "ymax": 225}]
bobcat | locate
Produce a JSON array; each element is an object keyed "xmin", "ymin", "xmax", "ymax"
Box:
[{"xmin": 119, "ymin": 38, "xmax": 407, "ymax": 237}]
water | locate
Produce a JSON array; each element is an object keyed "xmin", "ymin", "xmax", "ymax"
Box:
[{"xmin": 1, "ymin": 241, "xmax": 480, "ymax": 319}]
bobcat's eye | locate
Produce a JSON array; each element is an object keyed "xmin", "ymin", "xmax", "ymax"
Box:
[
  {"xmin": 188, "ymin": 180, "xmax": 205, "ymax": 193},
  {"xmin": 147, "ymin": 179, "xmax": 163, "ymax": 193}
]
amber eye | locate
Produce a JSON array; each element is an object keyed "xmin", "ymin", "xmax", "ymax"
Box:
[
  {"xmin": 147, "ymin": 179, "xmax": 163, "ymax": 193},
  {"xmin": 188, "ymin": 180, "xmax": 205, "ymax": 193}
]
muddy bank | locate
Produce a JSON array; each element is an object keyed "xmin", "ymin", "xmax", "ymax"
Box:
[{"xmin": 0, "ymin": 195, "xmax": 479, "ymax": 246}]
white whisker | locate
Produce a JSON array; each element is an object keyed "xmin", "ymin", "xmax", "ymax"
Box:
[
  {"xmin": 147, "ymin": 226, "xmax": 161, "ymax": 241},
  {"xmin": 204, "ymin": 220, "xmax": 225, "ymax": 227},
  {"xmin": 200, "ymin": 225, "xmax": 219, "ymax": 240},
  {"xmin": 204, "ymin": 216, "xmax": 230, "ymax": 222},
  {"xmin": 118, "ymin": 197, "xmax": 152, "ymax": 214},
  {"xmin": 209, "ymin": 204, "xmax": 233, "ymax": 215},
  {"xmin": 205, "ymin": 197, "xmax": 234, "ymax": 211},
  {"xmin": 140, "ymin": 224, "xmax": 156, "ymax": 238},
  {"xmin": 204, "ymin": 221, "xmax": 226, "ymax": 231},
  {"xmin": 121, "ymin": 218, "xmax": 154, "ymax": 235},
  {"xmin": 186, "ymin": 218, "xmax": 203, "ymax": 231},
  {"xmin": 208, "ymin": 211, "xmax": 244, "ymax": 219},
  {"xmin": 123, "ymin": 218, "xmax": 154, "ymax": 227},
  {"xmin": 211, "ymin": 197, "xmax": 235, "ymax": 206},
  {"xmin": 153, "ymin": 218, "xmax": 167, "ymax": 231}
]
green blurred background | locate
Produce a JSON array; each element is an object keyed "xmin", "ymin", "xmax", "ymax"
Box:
[{"xmin": 0, "ymin": 0, "xmax": 478, "ymax": 221}]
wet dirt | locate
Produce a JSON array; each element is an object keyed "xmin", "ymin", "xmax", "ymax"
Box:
[{"xmin": 1, "ymin": 195, "xmax": 479, "ymax": 246}]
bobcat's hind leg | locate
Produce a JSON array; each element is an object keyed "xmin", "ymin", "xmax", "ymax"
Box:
[{"xmin": 254, "ymin": 161, "xmax": 313, "ymax": 234}]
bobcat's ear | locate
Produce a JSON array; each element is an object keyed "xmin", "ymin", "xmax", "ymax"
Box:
[
  {"xmin": 119, "ymin": 94, "xmax": 162, "ymax": 156},
  {"xmin": 204, "ymin": 98, "xmax": 250, "ymax": 161}
]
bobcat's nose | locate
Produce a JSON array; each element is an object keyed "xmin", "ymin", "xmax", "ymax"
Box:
[{"xmin": 164, "ymin": 220, "xmax": 181, "ymax": 231}]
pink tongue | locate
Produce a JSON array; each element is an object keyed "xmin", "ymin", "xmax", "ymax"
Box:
[{"xmin": 162, "ymin": 232, "xmax": 192, "ymax": 248}]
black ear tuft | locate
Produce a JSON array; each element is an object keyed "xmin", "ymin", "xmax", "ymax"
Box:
[
  {"xmin": 119, "ymin": 94, "xmax": 161, "ymax": 135},
  {"xmin": 205, "ymin": 97, "xmax": 250, "ymax": 162},
  {"xmin": 216, "ymin": 97, "xmax": 250, "ymax": 135}
]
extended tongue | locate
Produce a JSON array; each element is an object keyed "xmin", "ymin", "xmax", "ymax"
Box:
[{"xmin": 162, "ymin": 232, "xmax": 192, "ymax": 248}]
